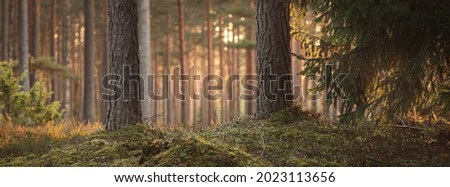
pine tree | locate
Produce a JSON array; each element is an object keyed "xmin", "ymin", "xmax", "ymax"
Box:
[
  {"xmin": 256, "ymin": 0, "xmax": 292, "ymax": 117},
  {"xmin": 106, "ymin": 0, "xmax": 141, "ymax": 130}
]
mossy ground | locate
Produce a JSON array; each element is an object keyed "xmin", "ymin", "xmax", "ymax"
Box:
[{"xmin": 1, "ymin": 107, "xmax": 449, "ymax": 166}]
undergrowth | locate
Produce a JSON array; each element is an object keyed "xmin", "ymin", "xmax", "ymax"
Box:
[{"xmin": 1, "ymin": 106, "xmax": 449, "ymax": 166}]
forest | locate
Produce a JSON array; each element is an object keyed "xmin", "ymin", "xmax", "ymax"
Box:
[{"xmin": 0, "ymin": 0, "xmax": 449, "ymax": 166}]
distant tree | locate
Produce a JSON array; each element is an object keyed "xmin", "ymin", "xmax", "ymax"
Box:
[
  {"xmin": 1, "ymin": 0, "xmax": 8, "ymax": 61},
  {"xmin": 83, "ymin": 0, "xmax": 95, "ymax": 123},
  {"xmin": 177, "ymin": 0, "xmax": 188, "ymax": 124},
  {"xmin": 18, "ymin": 0, "xmax": 29, "ymax": 91},
  {"xmin": 256, "ymin": 0, "xmax": 292, "ymax": 117},
  {"xmin": 164, "ymin": 12, "xmax": 171, "ymax": 124},
  {"xmin": 50, "ymin": 0, "xmax": 56, "ymax": 101},
  {"xmin": 29, "ymin": 0, "xmax": 40, "ymax": 87},
  {"xmin": 206, "ymin": 0, "xmax": 214, "ymax": 125},
  {"xmin": 106, "ymin": 0, "xmax": 141, "ymax": 130},
  {"xmin": 61, "ymin": 0, "xmax": 71, "ymax": 118},
  {"xmin": 137, "ymin": 0, "xmax": 152, "ymax": 124},
  {"xmin": 101, "ymin": 0, "xmax": 109, "ymax": 123}
]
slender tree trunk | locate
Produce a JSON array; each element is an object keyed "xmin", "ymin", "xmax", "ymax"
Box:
[
  {"xmin": 177, "ymin": 0, "xmax": 188, "ymax": 124},
  {"xmin": 29, "ymin": 0, "xmax": 39, "ymax": 87},
  {"xmin": 153, "ymin": 41, "xmax": 159, "ymax": 120},
  {"xmin": 2, "ymin": 0, "xmax": 8, "ymax": 61},
  {"xmin": 232, "ymin": 28, "xmax": 240, "ymax": 118},
  {"xmin": 12, "ymin": 0, "xmax": 18, "ymax": 60},
  {"xmin": 19, "ymin": 0, "xmax": 30, "ymax": 91},
  {"xmin": 137, "ymin": 0, "xmax": 152, "ymax": 124},
  {"xmin": 101, "ymin": 0, "xmax": 109, "ymax": 123},
  {"xmin": 206, "ymin": 0, "xmax": 214, "ymax": 125},
  {"xmin": 164, "ymin": 12, "xmax": 171, "ymax": 124},
  {"xmin": 219, "ymin": 16, "xmax": 226, "ymax": 123},
  {"xmin": 256, "ymin": 0, "xmax": 292, "ymax": 117},
  {"xmin": 201, "ymin": 32, "xmax": 208, "ymax": 126},
  {"xmin": 106, "ymin": 0, "xmax": 141, "ymax": 130},
  {"xmin": 225, "ymin": 33, "xmax": 233, "ymax": 122},
  {"xmin": 49, "ymin": 0, "xmax": 56, "ymax": 101},
  {"xmin": 83, "ymin": 0, "xmax": 96, "ymax": 122},
  {"xmin": 61, "ymin": 0, "xmax": 71, "ymax": 118},
  {"xmin": 245, "ymin": 3, "xmax": 255, "ymax": 115}
]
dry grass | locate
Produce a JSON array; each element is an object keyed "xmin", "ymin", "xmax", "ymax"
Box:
[{"xmin": 0, "ymin": 120, "xmax": 103, "ymax": 157}]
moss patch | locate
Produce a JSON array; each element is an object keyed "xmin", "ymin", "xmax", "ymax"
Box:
[
  {"xmin": 0, "ymin": 125, "xmax": 148, "ymax": 166},
  {"xmin": 142, "ymin": 135, "xmax": 268, "ymax": 167}
]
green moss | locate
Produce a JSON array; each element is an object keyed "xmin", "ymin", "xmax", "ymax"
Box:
[
  {"xmin": 2, "ymin": 106, "xmax": 450, "ymax": 167},
  {"xmin": 142, "ymin": 135, "xmax": 269, "ymax": 167},
  {"xmin": 0, "ymin": 125, "xmax": 148, "ymax": 166}
]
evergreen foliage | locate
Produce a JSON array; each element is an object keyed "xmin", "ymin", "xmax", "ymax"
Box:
[
  {"xmin": 292, "ymin": 0, "xmax": 450, "ymax": 122},
  {"xmin": 0, "ymin": 65, "xmax": 62, "ymax": 126}
]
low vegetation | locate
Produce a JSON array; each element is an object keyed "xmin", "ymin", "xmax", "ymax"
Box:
[{"xmin": 1, "ymin": 106, "xmax": 449, "ymax": 167}]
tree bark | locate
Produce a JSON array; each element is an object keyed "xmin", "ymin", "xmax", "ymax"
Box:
[
  {"xmin": 256, "ymin": 0, "xmax": 292, "ymax": 117},
  {"xmin": 219, "ymin": 16, "xmax": 226, "ymax": 123},
  {"xmin": 137, "ymin": 0, "xmax": 152, "ymax": 124},
  {"xmin": 177, "ymin": 0, "xmax": 188, "ymax": 124},
  {"xmin": 106, "ymin": 0, "xmax": 141, "ymax": 130},
  {"xmin": 61, "ymin": 0, "xmax": 71, "ymax": 118},
  {"xmin": 164, "ymin": 12, "xmax": 171, "ymax": 124},
  {"xmin": 49, "ymin": 0, "xmax": 56, "ymax": 101},
  {"xmin": 245, "ymin": 1, "xmax": 255, "ymax": 115},
  {"xmin": 29, "ymin": 0, "xmax": 39, "ymax": 87},
  {"xmin": 1, "ymin": 0, "xmax": 8, "ymax": 61},
  {"xmin": 232, "ymin": 28, "xmax": 240, "ymax": 118},
  {"xmin": 19, "ymin": 0, "xmax": 30, "ymax": 91},
  {"xmin": 206, "ymin": 0, "xmax": 214, "ymax": 125},
  {"xmin": 83, "ymin": 0, "xmax": 95, "ymax": 123}
]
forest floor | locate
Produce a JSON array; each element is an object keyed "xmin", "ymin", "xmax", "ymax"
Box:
[{"xmin": 1, "ymin": 106, "xmax": 450, "ymax": 166}]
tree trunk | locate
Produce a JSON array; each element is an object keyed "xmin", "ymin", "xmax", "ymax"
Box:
[
  {"xmin": 256, "ymin": 0, "xmax": 292, "ymax": 117},
  {"xmin": 206, "ymin": 0, "xmax": 214, "ymax": 125},
  {"xmin": 49, "ymin": 0, "xmax": 56, "ymax": 101},
  {"xmin": 164, "ymin": 12, "xmax": 171, "ymax": 124},
  {"xmin": 177, "ymin": 0, "xmax": 188, "ymax": 124},
  {"xmin": 1, "ymin": 0, "xmax": 8, "ymax": 61},
  {"xmin": 137, "ymin": 0, "xmax": 152, "ymax": 124},
  {"xmin": 245, "ymin": 1, "xmax": 255, "ymax": 115},
  {"xmin": 11, "ymin": 0, "xmax": 18, "ymax": 60},
  {"xmin": 232, "ymin": 28, "xmax": 240, "ymax": 118},
  {"xmin": 219, "ymin": 16, "xmax": 226, "ymax": 123},
  {"xmin": 19, "ymin": 0, "xmax": 30, "ymax": 91},
  {"xmin": 101, "ymin": 0, "xmax": 109, "ymax": 123},
  {"xmin": 29, "ymin": 0, "xmax": 39, "ymax": 87},
  {"xmin": 61, "ymin": 0, "xmax": 71, "ymax": 119},
  {"xmin": 106, "ymin": 0, "xmax": 141, "ymax": 130},
  {"xmin": 83, "ymin": 0, "xmax": 95, "ymax": 123}
]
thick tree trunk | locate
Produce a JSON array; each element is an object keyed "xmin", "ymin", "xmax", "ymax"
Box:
[
  {"xmin": 177, "ymin": 0, "xmax": 188, "ymax": 124},
  {"xmin": 19, "ymin": 0, "xmax": 30, "ymax": 91},
  {"xmin": 137, "ymin": 0, "xmax": 152, "ymax": 124},
  {"xmin": 106, "ymin": 0, "xmax": 141, "ymax": 130},
  {"xmin": 2, "ymin": 0, "xmax": 8, "ymax": 61},
  {"xmin": 83, "ymin": 0, "xmax": 95, "ymax": 123},
  {"xmin": 61, "ymin": 0, "xmax": 71, "ymax": 118},
  {"xmin": 256, "ymin": 0, "xmax": 292, "ymax": 117},
  {"xmin": 29, "ymin": 0, "xmax": 39, "ymax": 87}
]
